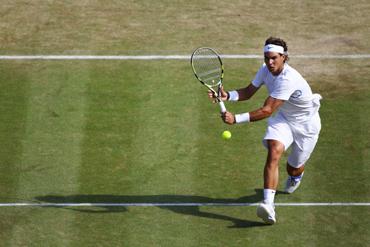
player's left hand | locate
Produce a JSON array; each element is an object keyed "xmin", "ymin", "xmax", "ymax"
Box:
[{"xmin": 221, "ymin": 111, "xmax": 235, "ymax": 125}]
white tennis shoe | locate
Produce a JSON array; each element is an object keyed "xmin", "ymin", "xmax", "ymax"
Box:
[
  {"xmin": 285, "ymin": 172, "xmax": 304, "ymax": 194},
  {"xmin": 256, "ymin": 202, "xmax": 276, "ymax": 225}
]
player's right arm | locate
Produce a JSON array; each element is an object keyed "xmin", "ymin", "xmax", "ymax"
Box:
[
  {"xmin": 230, "ymin": 83, "xmax": 260, "ymax": 101},
  {"xmin": 208, "ymin": 83, "xmax": 259, "ymax": 102}
]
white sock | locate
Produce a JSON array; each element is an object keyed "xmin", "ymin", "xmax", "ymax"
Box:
[{"xmin": 263, "ymin": 189, "xmax": 276, "ymax": 205}]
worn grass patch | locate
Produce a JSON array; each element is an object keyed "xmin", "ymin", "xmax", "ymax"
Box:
[{"xmin": 0, "ymin": 0, "xmax": 369, "ymax": 54}]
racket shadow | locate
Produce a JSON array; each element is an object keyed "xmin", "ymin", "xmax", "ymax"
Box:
[{"xmin": 35, "ymin": 189, "xmax": 267, "ymax": 228}]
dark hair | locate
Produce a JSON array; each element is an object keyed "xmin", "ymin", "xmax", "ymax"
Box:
[{"xmin": 265, "ymin": 37, "xmax": 289, "ymax": 61}]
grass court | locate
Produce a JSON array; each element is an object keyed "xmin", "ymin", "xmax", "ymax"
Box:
[{"xmin": 0, "ymin": 1, "xmax": 369, "ymax": 246}]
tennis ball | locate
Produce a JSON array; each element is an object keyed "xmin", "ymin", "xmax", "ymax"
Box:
[{"xmin": 222, "ymin": 130, "xmax": 232, "ymax": 140}]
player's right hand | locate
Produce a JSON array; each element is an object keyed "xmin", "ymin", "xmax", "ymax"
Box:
[
  {"xmin": 207, "ymin": 86, "xmax": 228, "ymax": 103},
  {"xmin": 219, "ymin": 86, "xmax": 229, "ymax": 101}
]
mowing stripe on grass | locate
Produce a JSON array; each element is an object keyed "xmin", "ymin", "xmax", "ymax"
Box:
[
  {"xmin": 0, "ymin": 54, "xmax": 370, "ymax": 60},
  {"xmin": 0, "ymin": 202, "xmax": 369, "ymax": 207},
  {"xmin": 9, "ymin": 63, "xmax": 89, "ymax": 245}
]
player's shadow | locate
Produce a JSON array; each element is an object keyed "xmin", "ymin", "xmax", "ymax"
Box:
[{"xmin": 35, "ymin": 189, "xmax": 268, "ymax": 228}]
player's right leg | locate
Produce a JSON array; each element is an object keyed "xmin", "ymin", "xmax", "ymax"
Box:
[
  {"xmin": 258, "ymin": 113, "xmax": 293, "ymax": 224},
  {"xmin": 257, "ymin": 202, "xmax": 276, "ymax": 225},
  {"xmin": 257, "ymin": 139, "xmax": 285, "ymax": 224}
]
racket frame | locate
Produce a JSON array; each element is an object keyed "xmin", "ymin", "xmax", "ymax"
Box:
[{"xmin": 190, "ymin": 47, "xmax": 227, "ymax": 113}]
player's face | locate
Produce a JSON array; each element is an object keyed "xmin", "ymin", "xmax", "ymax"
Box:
[{"xmin": 264, "ymin": 52, "xmax": 286, "ymax": 75}]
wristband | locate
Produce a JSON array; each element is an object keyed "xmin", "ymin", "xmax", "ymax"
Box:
[
  {"xmin": 228, "ymin": 90, "xmax": 239, "ymax": 101},
  {"xmin": 235, "ymin": 113, "xmax": 250, "ymax": 123}
]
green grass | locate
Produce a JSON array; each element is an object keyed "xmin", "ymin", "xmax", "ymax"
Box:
[
  {"xmin": 0, "ymin": 1, "xmax": 369, "ymax": 246},
  {"xmin": 0, "ymin": 206, "xmax": 368, "ymax": 247},
  {"xmin": 0, "ymin": 59, "xmax": 369, "ymax": 246}
]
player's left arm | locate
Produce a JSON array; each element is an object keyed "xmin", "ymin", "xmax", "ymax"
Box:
[
  {"xmin": 222, "ymin": 96, "xmax": 284, "ymax": 124},
  {"xmin": 249, "ymin": 96, "xmax": 285, "ymax": 121}
]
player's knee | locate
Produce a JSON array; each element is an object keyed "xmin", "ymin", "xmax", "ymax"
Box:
[
  {"xmin": 266, "ymin": 140, "xmax": 284, "ymax": 166},
  {"xmin": 267, "ymin": 140, "xmax": 284, "ymax": 157}
]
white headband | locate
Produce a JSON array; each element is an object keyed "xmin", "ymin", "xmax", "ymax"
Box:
[{"xmin": 264, "ymin": 44, "xmax": 285, "ymax": 54}]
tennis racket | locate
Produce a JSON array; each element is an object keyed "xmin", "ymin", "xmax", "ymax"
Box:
[{"xmin": 191, "ymin": 47, "xmax": 227, "ymax": 113}]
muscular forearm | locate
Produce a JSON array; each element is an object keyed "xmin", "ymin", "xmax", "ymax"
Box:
[
  {"xmin": 232, "ymin": 106, "xmax": 272, "ymax": 124},
  {"xmin": 228, "ymin": 83, "xmax": 259, "ymax": 102},
  {"xmin": 237, "ymin": 87, "xmax": 254, "ymax": 101},
  {"xmin": 232, "ymin": 97, "xmax": 284, "ymax": 124},
  {"xmin": 249, "ymin": 106, "xmax": 274, "ymax": 121}
]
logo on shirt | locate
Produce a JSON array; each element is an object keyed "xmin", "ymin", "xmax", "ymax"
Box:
[{"xmin": 291, "ymin": 90, "xmax": 302, "ymax": 99}]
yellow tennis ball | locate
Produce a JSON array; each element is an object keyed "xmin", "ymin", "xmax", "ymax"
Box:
[{"xmin": 222, "ymin": 130, "xmax": 232, "ymax": 140}]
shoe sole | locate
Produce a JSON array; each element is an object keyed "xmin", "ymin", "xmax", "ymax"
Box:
[{"xmin": 257, "ymin": 204, "xmax": 276, "ymax": 225}]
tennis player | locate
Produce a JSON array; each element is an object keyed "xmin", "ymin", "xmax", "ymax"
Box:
[{"xmin": 211, "ymin": 37, "xmax": 322, "ymax": 224}]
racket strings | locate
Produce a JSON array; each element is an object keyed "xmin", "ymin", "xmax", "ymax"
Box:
[{"xmin": 192, "ymin": 49, "xmax": 222, "ymax": 87}]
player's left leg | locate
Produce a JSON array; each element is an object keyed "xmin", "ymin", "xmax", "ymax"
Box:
[
  {"xmin": 287, "ymin": 163, "xmax": 305, "ymax": 176},
  {"xmin": 285, "ymin": 162, "xmax": 305, "ymax": 194},
  {"xmin": 285, "ymin": 111, "xmax": 321, "ymax": 193},
  {"xmin": 285, "ymin": 133, "xmax": 319, "ymax": 193}
]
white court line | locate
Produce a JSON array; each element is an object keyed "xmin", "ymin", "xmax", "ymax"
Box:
[
  {"xmin": 0, "ymin": 54, "xmax": 370, "ymax": 60},
  {"xmin": 0, "ymin": 202, "xmax": 369, "ymax": 207}
]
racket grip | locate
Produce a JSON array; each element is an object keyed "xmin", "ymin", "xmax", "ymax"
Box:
[{"xmin": 219, "ymin": 101, "xmax": 227, "ymax": 113}]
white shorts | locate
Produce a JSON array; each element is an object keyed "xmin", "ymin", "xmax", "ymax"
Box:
[{"xmin": 263, "ymin": 112, "xmax": 321, "ymax": 168}]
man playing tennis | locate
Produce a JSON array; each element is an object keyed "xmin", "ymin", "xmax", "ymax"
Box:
[{"xmin": 211, "ymin": 37, "xmax": 322, "ymax": 224}]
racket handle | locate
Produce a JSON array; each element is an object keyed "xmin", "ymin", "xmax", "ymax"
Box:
[{"xmin": 219, "ymin": 101, "xmax": 227, "ymax": 113}]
